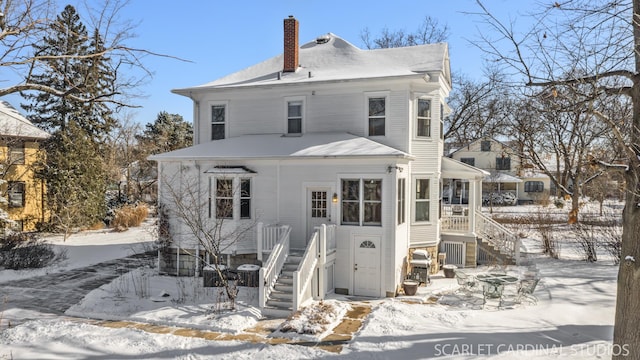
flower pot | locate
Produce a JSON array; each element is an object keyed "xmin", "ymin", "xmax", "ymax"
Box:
[
  {"xmin": 443, "ymin": 264, "xmax": 457, "ymax": 278},
  {"xmin": 403, "ymin": 280, "xmax": 419, "ymax": 296}
]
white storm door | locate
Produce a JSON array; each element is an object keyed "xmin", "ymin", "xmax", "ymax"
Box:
[
  {"xmin": 307, "ymin": 188, "xmax": 330, "ymax": 241},
  {"xmin": 353, "ymin": 235, "xmax": 381, "ymax": 297}
]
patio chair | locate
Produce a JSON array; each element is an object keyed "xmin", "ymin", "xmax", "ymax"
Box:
[
  {"xmin": 516, "ymin": 278, "xmax": 539, "ymax": 304},
  {"xmin": 481, "ymin": 282, "xmax": 504, "ymax": 306},
  {"xmin": 454, "ymin": 270, "xmax": 478, "ymax": 294}
]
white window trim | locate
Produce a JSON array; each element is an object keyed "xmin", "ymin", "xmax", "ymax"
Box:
[
  {"xmin": 413, "ymin": 94, "xmax": 434, "ymax": 141},
  {"xmin": 364, "ymin": 91, "xmax": 389, "ymax": 137},
  {"xmin": 284, "ymin": 96, "xmax": 306, "ymax": 136},
  {"xmin": 209, "ymin": 101, "xmax": 229, "ymax": 141},
  {"xmin": 411, "ymin": 175, "xmax": 434, "ymax": 225},
  {"xmin": 210, "ymin": 175, "xmax": 256, "ymax": 220},
  {"xmin": 338, "ymin": 176, "xmax": 384, "ymax": 227}
]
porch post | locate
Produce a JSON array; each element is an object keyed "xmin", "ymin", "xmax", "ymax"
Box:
[
  {"xmin": 256, "ymin": 222, "xmax": 264, "ymax": 262},
  {"xmin": 318, "ymin": 224, "xmax": 327, "ymax": 300},
  {"xmin": 468, "ymin": 180, "xmax": 476, "ymax": 234}
]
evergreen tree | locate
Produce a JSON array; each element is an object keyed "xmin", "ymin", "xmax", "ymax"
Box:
[
  {"xmin": 40, "ymin": 121, "xmax": 107, "ymax": 237},
  {"xmin": 137, "ymin": 111, "xmax": 193, "ymax": 154},
  {"xmin": 20, "ymin": 5, "xmax": 118, "ymax": 231}
]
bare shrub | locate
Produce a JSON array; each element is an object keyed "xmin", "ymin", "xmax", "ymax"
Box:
[
  {"xmin": 535, "ymin": 207, "xmax": 559, "ymax": 258},
  {"xmin": 572, "ymin": 223, "xmax": 598, "ymax": 262},
  {"xmin": 0, "ymin": 233, "xmax": 64, "ymax": 270},
  {"xmin": 111, "ymin": 204, "xmax": 149, "ymax": 231}
]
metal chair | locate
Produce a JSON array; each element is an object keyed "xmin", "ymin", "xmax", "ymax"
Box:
[
  {"xmin": 482, "ymin": 282, "xmax": 505, "ymax": 306},
  {"xmin": 516, "ymin": 278, "xmax": 539, "ymax": 304},
  {"xmin": 454, "ymin": 270, "xmax": 477, "ymax": 294}
]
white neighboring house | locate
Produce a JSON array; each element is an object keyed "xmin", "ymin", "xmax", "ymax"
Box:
[
  {"xmin": 151, "ymin": 17, "xmax": 519, "ymax": 315},
  {"xmin": 450, "ymin": 137, "xmax": 551, "ymax": 205}
]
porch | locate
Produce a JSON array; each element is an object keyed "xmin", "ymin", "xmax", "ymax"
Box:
[
  {"xmin": 257, "ymin": 222, "xmax": 337, "ymax": 317},
  {"xmin": 441, "ymin": 203, "xmax": 521, "ymax": 269}
]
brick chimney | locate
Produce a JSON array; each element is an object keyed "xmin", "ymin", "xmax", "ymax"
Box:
[{"xmin": 283, "ymin": 15, "xmax": 299, "ymax": 73}]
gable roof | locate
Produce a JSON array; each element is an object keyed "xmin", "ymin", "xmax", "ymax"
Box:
[
  {"xmin": 173, "ymin": 34, "xmax": 450, "ymax": 94},
  {"xmin": 0, "ymin": 100, "xmax": 50, "ymax": 140},
  {"xmin": 441, "ymin": 157, "xmax": 489, "ymax": 180},
  {"xmin": 149, "ymin": 132, "xmax": 412, "ymax": 161}
]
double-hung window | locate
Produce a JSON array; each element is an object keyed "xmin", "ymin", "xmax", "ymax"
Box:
[
  {"xmin": 417, "ymin": 98, "xmax": 431, "ymax": 137},
  {"xmin": 215, "ymin": 179, "xmax": 234, "ymax": 219},
  {"xmin": 495, "ymin": 157, "xmax": 511, "ymax": 171},
  {"xmin": 397, "ymin": 178, "xmax": 406, "ymax": 225},
  {"xmin": 368, "ymin": 97, "xmax": 386, "ymax": 136},
  {"xmin": 524, "ymin": 181, "xmax": 544, "ymax": 193},
  {"xmin": 341, "ymin": 179, "xmax": 382, "ymax": 226},
  {"xmin": 212, "ymin": 176, "xmax": 252, "ymax": 220},
  {"xmin": 240, "ymin": 179, "xmax": 251, "ymax": 219},
  {"xmin": 287, "ymin": 100, "xmax": 303, "ymax": 134},
  {"xmin": 414, "ymin": 179, "xmax": 430, "ymax": 222},
  {"xmin": 9, "ymin": 142, "xmax": 25, "ymax": 164},
  {"xmin": 8, "ymin": 181, "xmax": 25, "ymax": 208},
  {"xmin": 211, "ymin": 104, "xmax": 226, "ymax": 140}
]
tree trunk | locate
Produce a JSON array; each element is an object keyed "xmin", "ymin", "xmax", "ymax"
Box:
[
  {"xmin": 612, "ymin": 170, "xmax": 640, "ymax": 359},
  {"xmin": 613, "ymin": 3, "xmax": 640, "ymax": 355}
]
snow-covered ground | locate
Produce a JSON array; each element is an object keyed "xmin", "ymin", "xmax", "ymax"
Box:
[{"xmin": 0, "ymin": 201, "xmax": 623, "ymax": 359}]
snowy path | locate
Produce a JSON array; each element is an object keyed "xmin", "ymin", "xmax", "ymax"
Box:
[{"xmin": 0, "ymin": 252, "xmax": 156, "ymax": 317}]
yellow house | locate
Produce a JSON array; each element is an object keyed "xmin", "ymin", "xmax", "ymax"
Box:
[{"xmin": 0, "ymin": 100, "xmax": 50, "ymax": 231}]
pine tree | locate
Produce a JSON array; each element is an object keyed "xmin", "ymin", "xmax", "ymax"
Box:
[{"xmin": 20, "ymin": 5, "xmax": 117, "ymax": 232}]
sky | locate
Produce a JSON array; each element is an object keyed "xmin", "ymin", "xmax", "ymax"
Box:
[{"xmin": 5, "ymin": 0, "xmax": 537, "ymax": 126}]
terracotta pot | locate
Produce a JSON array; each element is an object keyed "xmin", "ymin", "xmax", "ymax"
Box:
[{"xmin": 403, "ymin": 280, "xmax": 419, "ymax": 296}]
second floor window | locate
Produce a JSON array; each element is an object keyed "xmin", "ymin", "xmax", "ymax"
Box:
[
  {"xmin": 496, "ymin": 157, "xmax": 511, "ymax": 171},
  {"xmin": 287, "ymin": 101, "xmax": 303, "ymax": 134},
  {"xmin": 417, "ymin": 99, "xmax": 431, "ymax": 137},
  {"xmin": 368, "ymin": 97, "xmax": 386, "ymax": 136},
  {"xmin": 481, "ymin": 140, "xmax": 491, "ymax": 152},
  {"xmin": 8, "ymin": 181, "xmax": 25, "ymax": 208},
  {"xmin": 211, "ymin": 105, "xmax": 226, "ymax": 140},
  {"xmin": 9, "ymin": 142, "xmax": 25, "ymax": 164},
  {"xmin": 460, "ymin": 157, "xmax": 475, "ymax": 166}
]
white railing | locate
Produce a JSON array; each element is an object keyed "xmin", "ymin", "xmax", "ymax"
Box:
[
  {"xmin": 323, "ymin": 224, "xmax": 337, "ymax": 253},
  {"xmin": 475, "ymin": 212, "xmax": 520, "ymax": 264},
  {"xmin": 441, "ymin": 205, "xmax": 471, "ymax": 232},
  {"xmin": 293, "ymin": 230, "xmax": 319, "ymax": 311},
  {"xmin": 257, "ymin": 223, "xmax": 290, "ymax": 261},
  {"xmin": 258, "ymin": 224, "xmax": 291, "ymax": 309}
]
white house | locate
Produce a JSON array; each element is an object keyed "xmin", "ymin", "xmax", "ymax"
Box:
[
  {"xmin": 151, "ymin": 17, "xmax": 518, "ymax": 315},
  {"xmin": 450, "ymin": 137, "xmax": 551, "ymax": 205}
]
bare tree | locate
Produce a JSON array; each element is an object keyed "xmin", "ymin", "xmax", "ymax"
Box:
[
  {"xmin": 509, "ymin": 86, "xmax": 611, "ymax": 224},
  {"xmin": 0, "ymin": 0, "xmax": 173, "ymax": 107},
  {"xmin": 361, "ymin": 15, "xmax": 450, "ymax": 49},
  {"xmin": 445, "ymin": 70, "xmax": 513, "ymax": 146},
  {"xmin": 474, "ymin": 0, "xmax": 640, "ymax": 355},
  {"xmin": 159, "ymin": 164, "xmax": 257, "ymax": 310}
]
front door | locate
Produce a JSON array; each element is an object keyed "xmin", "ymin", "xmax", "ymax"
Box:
[
  {"xmin": 306, "ymin": 188, "xmax": 331, "ymax": 241},
  {"xmin": 353, "ymin": 235, "xmax": 381, "ymax": 297}
]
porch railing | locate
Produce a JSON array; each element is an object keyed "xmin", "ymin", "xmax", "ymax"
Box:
[
  {"xmin": 258, "ymin": 224, "xmax": 291, "ymax": 309},
  {"xmin": 257, "ymin": 223, "xmax": 290, "ymax": 261},
  {"xmin": 475, "ymin": 212, "xmax": 520, "ymax": 265},
  {"xmin": 441, "ymin": 204, "xmax": 470, "ymax": 232},
  {"xmin": 293, "ymin": 229, "xmax": 319, "ymax": 310}
]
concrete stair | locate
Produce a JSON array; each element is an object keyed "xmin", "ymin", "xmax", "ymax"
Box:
[{"xmin": 263, "ymin": 250, "xmax": 304, "ymax": 317}]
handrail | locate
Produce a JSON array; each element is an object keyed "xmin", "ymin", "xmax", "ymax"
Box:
[
  {"xmin": 475, "ymin": 212, "xmax": 520, "ymax": 264},
  {"xmin": 293, "ymin": 231, "xmax": 319, "ymax": 311},
  {"xmin": 258, "ymin": 225, "xmax": 291, "ymax": 309}
]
